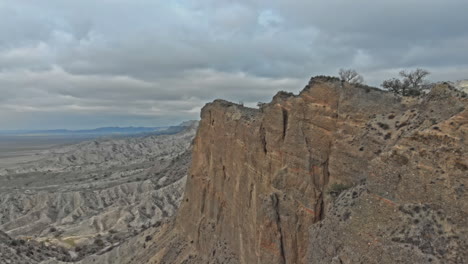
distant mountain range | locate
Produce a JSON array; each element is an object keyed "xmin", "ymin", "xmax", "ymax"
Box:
[{"xmin": 0, "ymin": 126, "xmax": 167, "ymax": 135}]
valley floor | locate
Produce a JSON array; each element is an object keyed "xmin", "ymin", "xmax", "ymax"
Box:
[{"xmin": 0, "ymin": 122, "xmax": 198, "ymax": 263}]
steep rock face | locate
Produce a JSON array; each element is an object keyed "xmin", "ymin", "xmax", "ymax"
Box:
[{"xmin": 175, "ymin": 77, "xmax": 467, "ymax": 264}]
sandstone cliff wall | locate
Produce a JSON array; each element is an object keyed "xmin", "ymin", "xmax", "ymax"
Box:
[{"xmin": 172, "ymin": 77, "xmax": 467, "ymax": 264}]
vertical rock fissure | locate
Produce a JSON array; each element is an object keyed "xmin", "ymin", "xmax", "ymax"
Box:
[
  {"xmin": 272, "ymin": 193, "xmax": 287, "ymax": 264},
  {"xmin": 315, "ymin": 191, "xmax": 325, "ymax": 221},
  {"xmin": 248, "ymin": 185, "xmax": 253, "ymax": 208},
  {"xmin": 305, "ymin": 137, "xmax": 314, "ymax": 186},
  {"xmin": 209, "ymin": 110, "xmax": 214, "ymax": 126},
  {"xmin": 200, "ymin": 188, "xmax": 207, "ymax": 214},
  {"xmin": 300, "ymin": 115, "xmax": 314, "ymax": 186},
  {"xmin": 314, "ymin": 82, "xmax": 341, "ymax": 222},
  {"xmin": 260, "ymin": 124, "xmax": 268, "ymax": 154},
  {"xmin": 322, "ymin": 156, "xmax": 330, "ymax": 190},
  {"xmin": 282, "ymin": 109, "xmax": 288, "ymax": 141},
  {"xmin": 316, "ymin": 82, "xmax": 341, "ymax": 220}
]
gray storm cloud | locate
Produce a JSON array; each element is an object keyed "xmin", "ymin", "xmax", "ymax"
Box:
[{"xmin": 0, "ymin": 0, "xmax": 467, "ymax": 129}]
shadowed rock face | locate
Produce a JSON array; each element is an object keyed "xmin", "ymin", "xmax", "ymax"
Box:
[{"xmin": 170, "ymin": 77, "xmax": 467, "ymax": 264}]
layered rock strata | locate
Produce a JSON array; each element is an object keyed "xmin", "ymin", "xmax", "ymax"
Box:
[{"xmin": 172, "ymin": 77, "xmax": 467, "ymax": 264}]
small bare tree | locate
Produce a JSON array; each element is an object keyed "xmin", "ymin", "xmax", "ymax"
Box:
[
  {"xmin": 339, "ymin": 68, "xmax": 364, "ymax": 85},
  {"xmin": 382, "ymin": 78, "xmax": 409, "ymax": 96},
  {"xmin": 399, "ymin": 68, "xmax": 430, "ymax": 89},
  {"xmin": 382, "ymin": 68, "xmax": 430, "ymax": 96}
]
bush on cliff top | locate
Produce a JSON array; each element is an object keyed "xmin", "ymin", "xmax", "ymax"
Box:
[{"xmin": 327, "ymin": 183, "xmax": 352, "ymax": 197}]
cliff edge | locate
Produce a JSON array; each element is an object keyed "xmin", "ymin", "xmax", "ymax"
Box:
[{"xmin": 115, "ymin": 77, "xmax": 467, "ymax": 264}]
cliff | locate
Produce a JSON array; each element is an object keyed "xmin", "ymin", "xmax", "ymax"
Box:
[
  {"xmin": 167, "ymin": 77, "xmax": 467, "ymax": 264},
  {"xmin": 78, "ymin": 78, "xmax": 467, "ymax": 264}
]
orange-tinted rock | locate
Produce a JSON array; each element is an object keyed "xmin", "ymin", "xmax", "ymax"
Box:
[{"xmin": 170, "ymin": 77, "xmax": 467, "ymax": 264}]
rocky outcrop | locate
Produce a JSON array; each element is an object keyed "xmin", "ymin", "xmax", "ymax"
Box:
[
  {"xmin": 455, "ymin": 80, "xmax": 468, "ymax": 93},
  {"xmin": 170, "ymin": 77, "xmax": 467, "ymax": 263},
  {"xmin": 0, "ymin": 230, "xmax": 71, "ymax": 263}
]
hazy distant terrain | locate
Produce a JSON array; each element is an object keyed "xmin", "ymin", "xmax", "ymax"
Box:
[
  {"xmin": 0, "ymin": 126, "xmax": 168, "ymax": 136},
  {"xmin": 0, "ymin": 121, "xmax": 198, "ymax": 263},
  {"xmin": 0, "ymin": 125, "xmax": 184, "ymax": 160},
  {"xmin": 0, "ymin": 135, "xmax": 98, "ymax": 159}
]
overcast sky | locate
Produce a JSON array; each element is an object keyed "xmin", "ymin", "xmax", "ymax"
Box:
[{"xmin": 1, "ymin": 0, "xmax": 467, "ymax": 129}]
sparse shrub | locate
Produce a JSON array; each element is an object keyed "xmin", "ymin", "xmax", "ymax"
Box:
[
  {"xmin": 327, "ymin": 183, "xmax": 351, "ymax": 197},
  {"xmin": 377, "ymin": 122, "xmax": 390, "ymax": 130},
  {"xmin": 152, "ymin": 221, "xmax": 162, "ymax": 228},
  {"xmin": 338, "ymin": 68, "xmax": 364, "ymax": 85},
  {"xmin": 384, "ymin": 133, "xmax": 392, "ymax": 140},
  {"xmin": 382, "ymin": 68, "xmax": 431, "ymax": 96},
  {"xmin": 94, "ymin": 238, "xmax": 104, "ymax": 247}
]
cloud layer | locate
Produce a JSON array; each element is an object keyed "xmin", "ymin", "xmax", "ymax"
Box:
[{"xmin": 1, "ymin": 0, "xmax": 467, "ymax": 129}]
